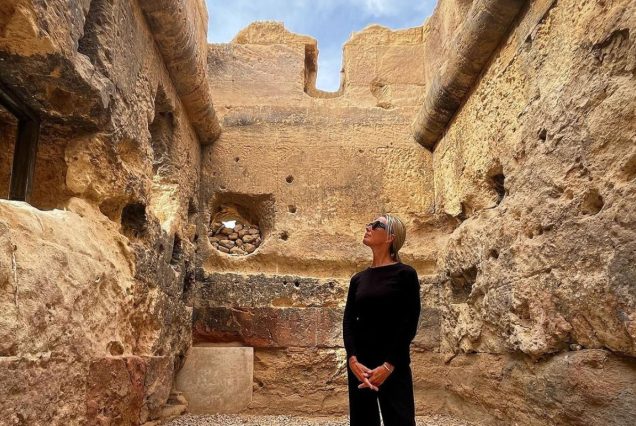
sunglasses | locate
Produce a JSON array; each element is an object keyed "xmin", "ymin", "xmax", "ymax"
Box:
[{"xmin": 366, "ymin": 220, "xmax": 387, "ymax": 231}]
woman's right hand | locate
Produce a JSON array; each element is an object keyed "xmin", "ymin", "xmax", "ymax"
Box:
[{"xmin": 348, "ymin": 356, "xmax": 378, "ymax": 391}]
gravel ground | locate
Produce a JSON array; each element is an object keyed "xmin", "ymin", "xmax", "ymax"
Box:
[{"xmin": 163, "ymin": 414, "xmax": 476, "ymax": 426}]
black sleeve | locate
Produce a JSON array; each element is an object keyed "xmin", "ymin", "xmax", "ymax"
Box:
[
  {"xmin": 342, "ymin": 275, "xmax": 358, "ymax": 359},
  {"xmin": 385, "ymin": 268, "xmax": 421, "ymax": 366}
]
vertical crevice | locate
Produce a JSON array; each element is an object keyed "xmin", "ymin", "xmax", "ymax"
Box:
[{"xmin": 149, "ymin": 87, "xmax": 175, "ymax": 177}]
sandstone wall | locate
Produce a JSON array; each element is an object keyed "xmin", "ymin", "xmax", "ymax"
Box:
[
  {"xmin": 0, "ymin": 0, "xmax": 214, "ymax": 423},
  {"xmin": 428, "ymin": 0, "xmax": 636, "ymax": 423},
  {"xmin": 193, "ymin": 1, "xmax": 636, "ymax": 424},
  {"xmin": 195, "ymin": 18, "xmax": 461, "ymax": 418}
]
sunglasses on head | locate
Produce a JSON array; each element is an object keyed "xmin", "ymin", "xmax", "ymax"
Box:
[{"xmin": 367, "ymin": 220, "xmax": 387, "ymax": 230}]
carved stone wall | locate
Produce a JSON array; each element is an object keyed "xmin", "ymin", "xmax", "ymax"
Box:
[
  {"xmin": 0, "ymin": 0, "xmax": 214, "ymax": 423},
  {"xmin": 0, "ymin": 0, "xmax": 634, "ymax": 424}
]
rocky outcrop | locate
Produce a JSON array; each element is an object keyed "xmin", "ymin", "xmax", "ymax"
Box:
[
  {"xmin": 0, "ymin": 199, "xmax": 188, "ymax": 424},
  {"xmin": 1, "ymin": 0, "xmax": 634, "ymax": 424},
  {"xmin": 138, "ymin": 0, "xmax": 221, "ymax": 144},
  {"xmin": 411, "ymin": 0, "xmax": 527, "ymax": 150},
  {"xmin": 0, "ymin": 0, "xmax": 206, "ymax": 424}
]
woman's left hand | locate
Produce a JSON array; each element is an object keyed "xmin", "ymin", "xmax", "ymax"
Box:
[{"xmin": 358, "ymin": 362, "xmax": 394, "ymax": 390}]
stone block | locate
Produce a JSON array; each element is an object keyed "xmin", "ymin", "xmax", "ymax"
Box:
[
  {"xmin": 192, "ymin": 272, "xmax": 347, "ymax": 308},
  {"xmin": 248, "ymin": 348, "xmax": 348, "ymax": 415},
  {"xmin": 175, "ymin": 346, "xmax": 254, "ymax": 414},
  {"xmin": 193, "ymin": 307, "xmax": 343, "ymax": 348},
  {"xmin": 86, "ymin": 356, "xmax": 146, "ymax": 425}
]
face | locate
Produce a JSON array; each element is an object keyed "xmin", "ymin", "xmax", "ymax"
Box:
[{"xmin": 362, "ymin": 216, "xmax": 393, "ymax": 248}]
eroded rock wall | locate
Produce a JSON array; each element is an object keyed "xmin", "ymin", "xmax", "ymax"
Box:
[
  {"xmin": 194, "ymin": 0, "xmax": 636, "ymax": 424},
  {"xmin": 428, "ymin": 0, "xmax": 636, "ymax": 423},
  {"xmin": 195, "ymin": 18, "xmax": 461, "ymax": 418},
  {"xmin": 0, "ymin": 0, "xmax": 214, "ymax": 423}
]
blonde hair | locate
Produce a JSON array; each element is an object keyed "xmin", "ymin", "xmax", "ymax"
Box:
[{"xmin": 383, "ymin": 213, "xmax": 406, "ymax": 262}]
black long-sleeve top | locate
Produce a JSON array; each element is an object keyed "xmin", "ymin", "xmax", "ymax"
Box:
[{"xmin": 342, "ymin": 262, "xmax": 421, "ymax": 368}]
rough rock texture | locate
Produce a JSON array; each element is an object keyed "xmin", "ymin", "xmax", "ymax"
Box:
[
  {"xmin": 138, "ymin": 0, "xmax": 221, "ymax": 144},
  {"xmin": 0, "ymin": 0, "xmax": 211, "ymax": 423},
  {"xmin": 433, "ymin": 0, "xmax": 636, "ymax": 358},
  {"xmin": 427, "ymin": 0, "xmax": 636, "ymax": 423},
  {"xmin": 202, "ymin": 21, "xmax": 455, "ymax": 278},
  {"xmin": 411, "ymin": 0, "xmax": 527, "ymax": 149},
  {"xmin": 1, "ymin": 0, "xmax": 635, "ymax": 424},
  {"xmin": 192, "ymin": 1, "xmax": 636, "ymax": 425}
]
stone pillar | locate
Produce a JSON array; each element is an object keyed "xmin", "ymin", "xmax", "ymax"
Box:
[{"xmin": 175, "ymin": 346, "xmax": 254, "ymax": 414}]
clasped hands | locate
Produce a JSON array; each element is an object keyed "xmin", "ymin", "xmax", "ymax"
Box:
[{"xmin": 348, "ymin": 356, "xmax": 394, "ymax": 391}]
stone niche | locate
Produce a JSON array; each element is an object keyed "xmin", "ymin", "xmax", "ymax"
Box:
[{"xmin": 206, "ymin": 192, "xmax": 274, "ymax": 257}]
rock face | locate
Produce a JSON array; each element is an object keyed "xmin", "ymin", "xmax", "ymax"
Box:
[
  {"xmin": 1, "ymin": 0, "xmax": 635, "ymax": 425},
  {"xmin": 0, "ymin": 0, "xmax": 212, "ymax": 423},
  {"xmin": 193, "ymin": 1, "xmax": 636, "ymax": 425}
]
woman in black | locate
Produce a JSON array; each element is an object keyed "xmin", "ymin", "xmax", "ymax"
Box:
[{"xmin": 343, "ymin": 214, "xmax": 420, "ymax": 426}]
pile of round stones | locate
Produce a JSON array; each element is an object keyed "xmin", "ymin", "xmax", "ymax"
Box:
[{"xmin": 209, "ymin": 220, "xmax": 262, "ymax": 256}]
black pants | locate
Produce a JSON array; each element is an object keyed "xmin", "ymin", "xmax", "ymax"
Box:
[{"xmin": 347, "ymin": 363, "xmax": 416, "ymax": 426}]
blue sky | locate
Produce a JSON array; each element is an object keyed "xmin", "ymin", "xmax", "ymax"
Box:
[{"xmin": 205, "ymin": 0, "xmax": 436, "ymax": 91}]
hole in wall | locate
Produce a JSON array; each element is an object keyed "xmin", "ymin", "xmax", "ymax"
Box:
[
  {"xmin": 0, "ymin": 103, "xmax": 18, "ymax": 199},
  {"xmin": 209, "ymin": 216, "xmax": 262, "ymax": 255},
  {"xmin": 491, "ymin": 174, "xmax": 506, "ymax": 204},
  {"xmin": 170, "ymin": 234, "xmax": 183, "ymax": 266},
  {"xmin": 149, "ymin": 87, "xmax": 175, "ymax": 177},
  {"xmin": 288, "ymin": 205, "xmax": 297, "ymax": 213},
  {"xmin": 487, "ymin": 162, "xmax": 506, "ymax": 205},
  {"xmin": 106, "ymin": 341, "xmax": 124, "ymax": 356},
  {"xmin": 206, "ymin": 192, "xmax": 274, "ymax": 257},
  {"xmin": 304, "ymin": 43, "xmax": 343, "ymax": 98},
  {"xmin": 581, "ymin": 188, "xmax": 604, "ymax": 215},
  {"xmin": 0, "ymin": 87, "xmax": 70, "ymax": 209},
  {"xmin": 286, "ymin": 175, "xmax": 294, "ymax": 184},
  {"xmin": 449, "ymin": 266, "xmax": 477, "ymax": 304},
  {"xmin": 280, "ymin": 231, "xmax": 289, "ymax": 241},
  {"xmin": 121, "ymin": 202, "xmax": 147, "ymax": 239},
  {"xmin": 538, "ymin": 128, "xmax": 547, "ymax": 142}
]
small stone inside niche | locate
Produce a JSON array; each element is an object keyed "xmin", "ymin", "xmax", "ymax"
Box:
[{"xmin": 208, "ymin": 206, "xmax": 262, "ymax": 256}]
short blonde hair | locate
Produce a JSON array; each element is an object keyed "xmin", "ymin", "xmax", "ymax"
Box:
[{"xmin": 383, "ymin": 214, "xmax": 406, "ymax": 262}]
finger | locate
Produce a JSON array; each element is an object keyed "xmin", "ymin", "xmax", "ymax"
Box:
[
  {"xmin": 353, "ymin": 366, "xmax": 368, "ymax": 381},
  {"xmin": 364, "ymin": 377, "xmax": 378, "ymax": 391},
  {"xmin": 359, "ymin": 364, "xmax": 373, "ymax": 373},
  {"xmin": 353, "ymin": 362, "xmax": 370, "ymax": 378}
]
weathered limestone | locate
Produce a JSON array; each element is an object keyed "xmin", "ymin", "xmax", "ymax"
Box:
[
  {"xmin": 175, "ymin": 346, "xmax": 254, "ymax": 414},
  {"xmin": 138, "ymin": 0, "xmax": 221, "ymax": 144},
  {"xmin": 0, "ymin": 0, "xmax": 211, "ymax": 423},
  {"xmin": 411, "ymin": 0, "xmax": 527, "ymax": 150},
  {"xmin": 1, "ymin": 0, "xmax": 634, "ymax": 424}
]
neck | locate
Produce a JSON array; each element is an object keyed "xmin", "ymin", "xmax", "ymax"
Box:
[{"xmin": 370, "ymin": 246, "xmax": 396, "ymax": 268}]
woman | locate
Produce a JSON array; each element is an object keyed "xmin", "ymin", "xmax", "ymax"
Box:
[{"xmin": 342, "ymin": 214, "xmax": 421, "ymax": 426}]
